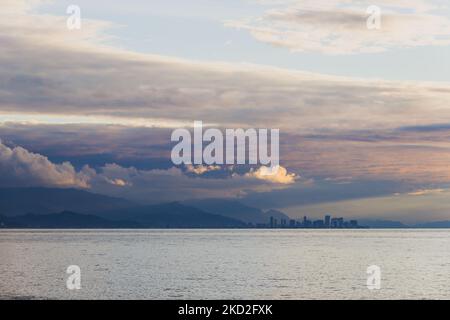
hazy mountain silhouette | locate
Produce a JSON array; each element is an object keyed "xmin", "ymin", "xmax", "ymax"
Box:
[
  {"xmin": 2, "ymin": 188, "xmax": 448, "ymax": 229},
  {"xmin": 96, "ymin": 202, "xmax": 247, "ymax": 228},
  {"xmin": 0, "ymin": 188, "xmax": 255, "ymax": 228},
  {"xmin": 353, "ymin": 219, "xmax": 450, "ymax": 228},
  {"xmin": 0, "ymin": 187, "xmax": 134, "ymax": 216},
  {"xmin": 0, "ymin": 211, "xmax": 139, "ymax": 228},
  {"xmin": 358, "ymin": 219, "xmax": 407, "ymax": 228},
  {"xmin": 263, "ymin": 209, "xmax": 291, "ymax": 222},
  {"xmin": 184, "ymin": 199, "xmax": 290, "ymax": 224},
  {"xmin": 0, "ymin": 203, "xmax": 247, "ymax": 228},
  {"xmin": 412, "ymin": 221, "xmax": 450, "ymax": 228}
]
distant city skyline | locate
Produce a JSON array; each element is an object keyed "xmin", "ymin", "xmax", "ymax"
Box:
[{"xmin": 266, "ymin": 215, "xmax": 362, "ymax": 229}]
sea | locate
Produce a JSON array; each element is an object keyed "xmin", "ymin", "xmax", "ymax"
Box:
[{"xmin": 1, "ymin": 229, "xmax": 450, "ymax": 299}]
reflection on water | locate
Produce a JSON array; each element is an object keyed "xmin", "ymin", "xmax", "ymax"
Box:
[{"xmin": 1, "ymin": 229, "xmax": 450, "ymax": 299}]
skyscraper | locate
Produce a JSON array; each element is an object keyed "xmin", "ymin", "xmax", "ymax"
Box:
[{"xmin": 324, "ymin": 215, "xmax": 331, "ymax": 228}]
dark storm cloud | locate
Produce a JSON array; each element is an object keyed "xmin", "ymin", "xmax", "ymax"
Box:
[{"xmin": 0, "ymin": 123, "xmax": 173, "ymax": 170}]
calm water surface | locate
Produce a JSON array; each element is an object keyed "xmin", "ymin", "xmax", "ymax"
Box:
[{"xmin": 1, "ymin": 229, "xmax": 450, "ymax": 299}]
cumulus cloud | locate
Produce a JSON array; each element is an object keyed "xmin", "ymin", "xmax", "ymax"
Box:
[
  {"xmin": 186, "ymin": 164, "xmax": 222, "ymax": 175},
  {"xmin": 0, "ymin": 140, "xmax": 91, "ymax": 188},
  {"xmin": 246, "ymin": 165, "xmax": 297, "ymax": 184},
  {"xmin": 0, "ymin": 140, "xmax": 298, "ymax": 202},
  {"xmin": 229, "ymin": 0, "xmax": 450, "ymax": 54},
  {"xmin": 3, "ymin": 122, "xmax": 450, "ymax": 185},
  {"xmin": 89, "ymin": 163, "xmax": 299, "ymax": 202},
  {"xmin": 104, "ymin": 177, "xmax": 131, "ymax": 187}
]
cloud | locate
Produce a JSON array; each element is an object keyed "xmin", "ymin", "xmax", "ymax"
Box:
[
  {"xmin": 1, "ymin": 0, "xmax": 450, "ymax": 132},
  {"xmin": 104, "ymin": 177, "xmax": 131, "ymax": 187},
  {"xmin": 246, "ymin": 165, "xmax": 297, "ymax": 184},
  {"xmin": 229, "ymin": 0, "xmax": 450, "ymax": 54},
  {"xmin": 0, "ymin": 140, "xmax": 91, "ymax": 188},
  {"xmin": 0, "ymin": 140, "xmax": 297, "ymax": 202},
  {"xmin": 186, "ymin": 164, "xmax": 222, "ymax": 175},
  {"xmin": 89, "ymin": 163, "xmax": 299, "ymax": 203},
  {"xmin": 407, "ymin": 188, "xmax": 445, "ymax": 196},
  {"xmin": 3, "ymin": 132, "xmax": 448, "ymax": 220},
  {"xmin": 283, "ymin": 128, "xmax": 450, "ymax": 184},
  {"xmin": 1, "ymin": 0, "xmax": 450, "ymax": 217},
  {"xmin": 3, "ymin": 122, "xmax": 450, "ymax": 186}
]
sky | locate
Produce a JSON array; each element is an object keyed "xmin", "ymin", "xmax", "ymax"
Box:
[{"xmin": 1, "ymin": 0, "xmax": 450, "ymax": 223}]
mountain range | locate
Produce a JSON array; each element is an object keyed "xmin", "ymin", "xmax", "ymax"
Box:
[
  {"xmin": 0, "ymin": 187, "xmax": 133, "ymax": 216},
  {"xmin": 184, "ymin": 198, "xmax": 290, "ymax": 224},
  {"xmin": 0, "ymin": 211, "xmax": 139, "ymax": 228},
  {"xmin": 0, "ymin": 204, "xmax": 246, "ymax": 228},
  {"xmin": 0, "ymin": 188, "xmax": 271, "ymax": 228},
  {"xmin": 94, "ymin": 202, "xmax": 246, "ymax": 228},
  {"xmin": 1, "ymin": 187, "xmax": 450, "ymax": 228}
]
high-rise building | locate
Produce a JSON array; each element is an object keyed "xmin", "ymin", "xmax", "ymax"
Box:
[
  {"xmin": 330, "ymin": 218, "xmax": 338, "ymax": 228},
  {"xmin": 303, "ymin": 216, "xmax": 312, "ymax": 228},
  {"xmin": 324, "ymin": 215, "xmax": 331, "ymax": 228}
]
